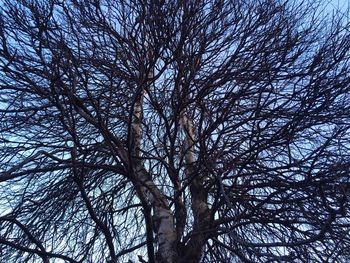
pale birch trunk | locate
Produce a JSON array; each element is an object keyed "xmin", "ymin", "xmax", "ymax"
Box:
[
  {"xmin": 130, "ymin": 83, "xmax": 179, "ymax": 262},
  {"xmin": 135, "ymin": 165, "xmax": 178, "ymax": 263},
  {"xmin": 180, "ymin": 113, "xmax": 211, "ymax": 262}
]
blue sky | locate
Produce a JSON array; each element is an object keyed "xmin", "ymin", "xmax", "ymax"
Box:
[{"xmin": 327, "ymin": 0, "xmax": 349, "ymax": 10}]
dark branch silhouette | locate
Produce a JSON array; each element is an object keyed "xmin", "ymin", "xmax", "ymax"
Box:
[{"xmin": 0, "ymin": 0, "xmax": 350, "ymax": 262}]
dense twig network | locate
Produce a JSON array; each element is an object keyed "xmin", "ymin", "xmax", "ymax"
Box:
[{"xmin": 0, "ymin": 0, "xmax": 350, "ymax": 262}]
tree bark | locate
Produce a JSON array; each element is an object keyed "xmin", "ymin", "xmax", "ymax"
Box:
[
  {"xmin": 131, "ymin": 86, "xmax": 178, "ymax": 262},
  {"xmin": 136, "ymin": 166, "xmax": 178, "ymax": 263},
  {"xmin": 179, "ymin": 113, "xmax": 211, "ymax": 262}
]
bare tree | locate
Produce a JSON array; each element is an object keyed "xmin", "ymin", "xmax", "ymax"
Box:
[{"xmin": 0, "ymin": 0, "xmax": 350, "ymax": 262}]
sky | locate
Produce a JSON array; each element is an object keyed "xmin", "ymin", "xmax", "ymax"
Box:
[{"xmin": 327, "ymin": 0, "xmax": 349, "ymax": 11}]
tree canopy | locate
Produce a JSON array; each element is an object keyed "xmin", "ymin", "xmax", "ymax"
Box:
[{"xmin": 0, "ymin": 0, "xmax": 350, "ymax": 262}]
